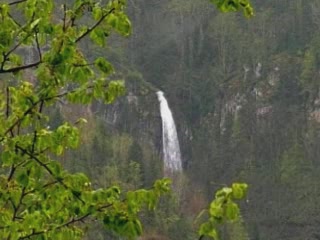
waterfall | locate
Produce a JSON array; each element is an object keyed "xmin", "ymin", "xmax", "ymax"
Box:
[{"xmin": 156, "ymin": 91, "xmax": 182, "ymax": 172}]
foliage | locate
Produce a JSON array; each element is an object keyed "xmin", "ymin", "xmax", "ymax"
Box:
[
  {"xmin": 197, "ymin": 183, "xmax": 248, "ymax": 239},
  {"xmin": 0, "ymin": 0, "xmax": 170, "ymax": 239},
  {"xmin": 211, "ymin": 0, "xmax": 253, "ymax": 17}
]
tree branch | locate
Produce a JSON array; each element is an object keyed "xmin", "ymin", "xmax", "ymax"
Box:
[
  {"xmin": 7, "ymin": 12, "xmax": 22, "ymax": 27},
  {"xmin": 62, "ymin": 4, "xmax": 67, "ymax": 32},
  {"xmin": 19, "ymin": 200, "xmax": 116, "ymax": 239},
  {"xmin": 6, "ymin": 86, "xmax": 10, "ymax": 118},
  {"xmin": 6, "ymin": 86, "xmax": 14, "ymax": 138},
  {"xmin": 16, "ymin": 145, "xmax": 85, "ymax": 204},
  {"xmin": 23, "ymin": 180, "xmax": 60, "ymax": 196},
  {"xmin": 2, "ymin": 33, "xmax": 32, "ymax": 66},
  {"xmin": 12, "ymin": 187, "xmax": 26, "ymax": 221},
  {"xmin": 7, "ymin": 165, "xmax": 16, "ymax": 181},
  {"xmin": 16, "ymin": 145, "xmax": 54, "ymax": 175},
  {"xmin": 1, "ymin": 82, "xmax": 105, "ymax": 141},
  {"xmin": 0, "ymin": 61, "xmax": 41, "ymax": 74},
  {"xmin": 35, "ymin": 31, "xmax": 42, "ymax": 62},
  {"xmin": 31, "ymin": 130, "xmax": 37, "ymax": 153},
  {"xmin": 75, "ymin": 8, "xmax": 115, "ymax": 43},
  {"xmin": 3, "ymin": 100, "xmax": 39, "ymax": 137},
  {"xmin": 8, "ymin": 0, "xmax": 27, "ymax": 5}
]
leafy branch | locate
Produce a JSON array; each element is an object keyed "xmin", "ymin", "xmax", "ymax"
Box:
[
  {"xmin": 196, "ymin": 183, "xmax": 248, "ymax": 239},
  {"xmin": 15, "ymin": 145, "xmax": 86, "ymax": 204},
  {"xmin": 75, "ymin": 7, "xmax": 116, "ymax": 43}
]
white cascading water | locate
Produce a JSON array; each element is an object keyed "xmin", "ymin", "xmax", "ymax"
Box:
[{"xmin": 156, "ymin": 91, "xmax": 182, "ymax": 172}]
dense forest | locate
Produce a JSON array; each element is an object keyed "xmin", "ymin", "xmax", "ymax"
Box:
[
  {"xmin": 93, "ymin": 0, "xmax": 320, "ymax": 239},
  {"xmin": 1, "ymin": 0, "xmax": 320, "ymax": 239}
]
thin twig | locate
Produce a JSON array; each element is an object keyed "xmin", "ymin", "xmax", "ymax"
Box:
[
  {"xmin": 7, "ymin": 12, "xmax": 22, "ymax": 27},
  {"xmin": 35, "ymin": 31, "xmax": 42, "ymax": 62},
  {"xmin": 0, "ymin": 61, "xmax": 41, "ymax": 74},
  {"xmin": 75, "ymin": 8, "xmax": 115, "ymax": 43},
  {"xmin": 8, "ymin": 0, "xmax": 27, "ymax": 5},
  {"xmin": 7, "ymin": 165, "xmax": 16, "ymax": 181},
  {"xmin": 6, "ymin": 86, "xmax": 10, "ymax": 118},
  {"xmin": 62, "ymin": 4, "xmax": 67, "ymax": 32},
  {"xmin": 3, "ymin": 101, "xmax": 38, "ymax": 137},
  {"xmin": 3, "ymin": 33, "xmax": 32, "ymax": 65},
  {"xmin": 18, "ymin": 201, "xmax": 116, "ymax": 239},
  {"xmin": 31, "ymin": 130, "xmax": 37, "ymax": 153},
  {"xmin": 24, "ymin": 180, "xmax": 60, "ymax": 196},
  {"xmin": 73, "ymin": 63, "xmax": 94, "ymax": 67},
  {"xmin": 16, "ymin": 145, "xmax": 85, "ymax": 204},
  {"xmin": 13, "ymin": 187, "xmax": 26, "ymax": 220},
  {"xmin": 0, "ymin": 82, "xmax": 105, "ymax": 142}
]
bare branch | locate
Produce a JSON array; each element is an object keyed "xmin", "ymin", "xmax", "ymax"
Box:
[
  {"xmin": 12, "ymin": 187, "xmax": 26, "ymax": 220},
  {"xmin": 6, "ymin": 86, "xmax": 10, "ymax": 118},
  {"xmin": 35, "ymin": 31, "xmax": 42, "ymax": 62},
  {"xmin": 8, "ymin": 0, "xmax": 27, "ymax": 5},
  {"xmin": 7, "ymin": 165, "xmax": 16, "ymax": 181},
  {"xmin": 7, "ymin": 12, "xmax": 22, "ymax": 27},
  {"xmin": 31, "ymin": 130, "xmax": 37, "ymax": 153},
  {"xmin": 0, "ymin": 61, "xmax": 41, "ymax": 74},
  {"xmin": 62, "ymin": 4, "xmax": 67, "ymax": 32}
]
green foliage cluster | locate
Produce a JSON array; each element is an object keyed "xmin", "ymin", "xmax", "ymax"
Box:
[
  {"xmin": 198, "ymin": 183, "xmax": 248, "ymax": 239},
  {"xmin": 211, "ymin": 0, "xmax": 253, "ymax": 17},
  {"xmin": 0, "ymin": 0, "xmax": 172, "ymax": 239}
]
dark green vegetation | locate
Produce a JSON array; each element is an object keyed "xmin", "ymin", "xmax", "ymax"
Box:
[
  {"xmin": 119, "ymin": 0, "xmax": 320, "ymax": 239},
  {"xmin": 0, "ymin": 0, "xmax": 251, "ymax": 239}
]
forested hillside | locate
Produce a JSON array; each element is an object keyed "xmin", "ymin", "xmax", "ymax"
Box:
[
  {"xmin": 1, "ymin": 0, "xmax": 319, "ymax": 239},
  {"xmin": 85, "ymin": 0, "xmax": 320, "ymax": 239}
]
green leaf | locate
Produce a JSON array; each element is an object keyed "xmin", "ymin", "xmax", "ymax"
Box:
[
  {"xmin": 231, "ymin": 183, "xmax": 248, "ymax": 199},
  {"xmin": 94, "ymin": 57, "xmax": 114, "ymax": 75},
  {"xmin": 93, "ymin": 6, "xmax": 102, "ymax": 20},
  {"xmin": 199, "ymin": 222, "xmax": 218, "ymax": 239},
  {"xmin": 104, "ymin": 80, "xmax": 125, "ymax": 104},
  {"xmin": 209, "ymin": 201, "xmax": 223, "ymax": 218},
  {"xmin": 116, "ymin": 13, "xmax": 131, "ymax": 36},
  {"xmin": 17, "ymin": 172, "xmax": 29, "ymax": 187},
  {"xmin": 225, "ymin": 201, "xmax": 239, "ymax": 221},
  {"xmin": 30, "ymin": 18, "xmax": 41, "ymax": 29},
  {"xmin": 215, "ymin": 187, "xmax": 232, "ymax": 198},
  {"xmin": 1, "ymin": 151, "xmax": 13, "ymax": 166},
  {"xmin": 90, "ymin": 28, "xmax": 106, "ymax": 47},
  {"xmin": 210, "ymin": 0, "xmax": 253, "ymax": 17},
  {"xmin": 48, "ymin": 161, "xmax": 62, "ymax": 176},
  {"xmin": 0, "ymin": 30, "xmax": 12, "ymax": 48},
  {"xmin": 107, "ymin": 13, "xmax": 131, "ymax": 36}
]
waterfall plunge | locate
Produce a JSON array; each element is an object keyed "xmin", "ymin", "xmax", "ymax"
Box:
[{"xmin": 156, "ymin": 91, "xmax": 182, "ymax": 172}]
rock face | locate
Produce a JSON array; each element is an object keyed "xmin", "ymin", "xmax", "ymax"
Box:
[{"xmin": 91, "ymin": 83, "xmax": 165, "ymax": 184}]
